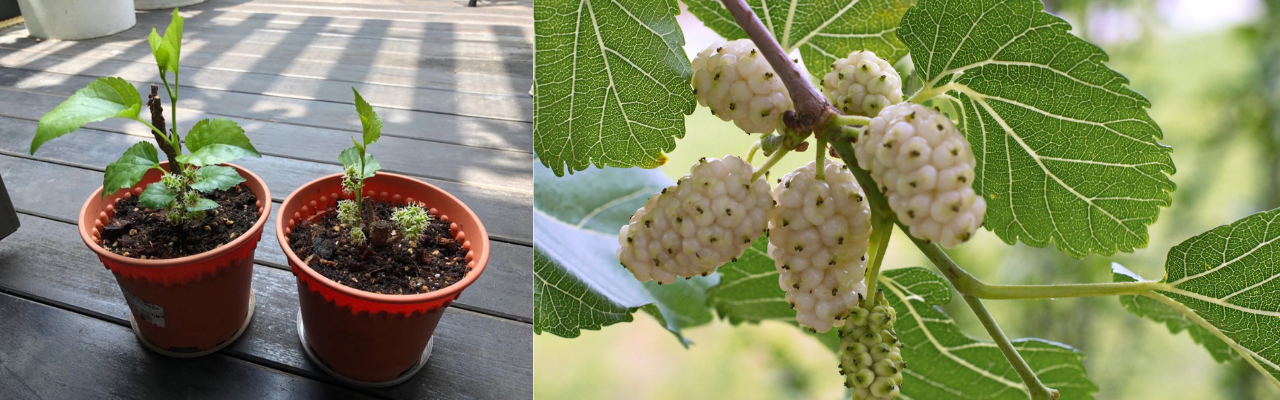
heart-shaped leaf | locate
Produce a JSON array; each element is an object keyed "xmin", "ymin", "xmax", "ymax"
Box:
[
  {"xmin": 103, "ymin": 142, "xmax": 160, "ymax": 197},
  {"xmin": 898, "ymin": 0, "xmax": 1176, "ymax": 257},
  {"xmin": 32, "ymin": 77, "xmax": 143, "ymax": 154},
  {"xmin": 180, "ymin": 118, "xmax": 260, "ymax": 167},
  {"xmin": 533, "ymin": 0, "xmax": 695, "ymax": 176}
]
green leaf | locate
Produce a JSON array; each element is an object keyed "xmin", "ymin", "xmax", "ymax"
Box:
[
  {"xmin": 898, "ymin": 0, "xmax": 1175, "ymax": 257},
  {"xmin": 188, "ymin": 165, "xmax": 245, "ymax": 193},
  {"xmin": 102, "ymin": 142, "xmax": 160, "ymax": 197},
  {"xmin": 179, "ymin": 118, "xmax": 260, "ymax": 167},
  {"xmin": 351, "ymin": 88, "xmax": 382, "ymax": 146},
  {"xmin": 705, "ymin": 238, "xmax": 793, "ymax": 324},
  {"xmin": 534, "ymin": 247, "xmax": 638, "ymax": 337},
  {"xmin": 1138, "ymin": 208, "xmax": 1280, "ymax": 386},
  {"xmin": 880, "ymin": 267, "xmax": 1099, "ymax": 399},
  {"xmin": 338, "ymin": 146, "xmax": 381, "ymax": 179},
  {"xmin": 32, "ymin": 77, "xmax": 143, "ymax": 154},
  {"xmin": 533, "ymin": 0, "xmax": 695, "ymax": 176},
  {"xmin": 139, "ymin": 182, "xmax": 176, "ymax": 209},
  {"xmin": 683, "ymin": 0, "xmax": 915, "ymax": 77},
  {"xmin": 148, "ymin": 9, "xmax": 184, "ymax": 74},
  {"xmin": 186, "ymin": 197, "xmax": 218, "ymax": 212},
  {"xmin": 533, "ymin": 162, "xmax": 715, "ymax": 343},
  {"xmin": 1111, "ymin": 264, "xmax": 1237, "ymax": 363}
]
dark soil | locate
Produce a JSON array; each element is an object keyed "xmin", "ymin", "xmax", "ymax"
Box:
[
  {"xmin": 286, "ymin": 200, "xmax": 468, "ymax": 295},
  {"xmin": 100, "ymin": 184, "xmax": 259, "ymax": 259}
]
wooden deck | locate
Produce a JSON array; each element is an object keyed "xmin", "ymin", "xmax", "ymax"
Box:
[{"xmin": 0, "ymin": 0, "xmax": 532, "ymax": 398}]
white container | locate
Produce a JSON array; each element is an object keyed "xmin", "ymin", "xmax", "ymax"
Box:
[
  {"xmin": 16, "ymin": 0, "xmax": 136, "ymax": 40},
  {"xmin": 135, "ymin": 0, "xmax": 204, "ymax": 11}
]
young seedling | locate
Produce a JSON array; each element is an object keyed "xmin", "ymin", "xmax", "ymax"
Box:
[
  {"xmin": 29, "ymin": 9, "xmax": 260, "ymax": 224},
  {"xmin": 336, "ymin": 88, "xmax": 431, "ymax": 247}
]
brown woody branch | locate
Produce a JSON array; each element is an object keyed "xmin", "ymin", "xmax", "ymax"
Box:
[
  {"xmin": 147, "ymin": 84, "xmax": 180, "ymax": 169},
  {"xmin": 719, "ymin": 0, "xmax": 837, "ymax": 134}
]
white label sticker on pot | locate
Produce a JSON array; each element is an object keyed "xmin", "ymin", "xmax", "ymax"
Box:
[{"xmin": 122, "ymin": 289, "xmax": 166, "ymax": 328}]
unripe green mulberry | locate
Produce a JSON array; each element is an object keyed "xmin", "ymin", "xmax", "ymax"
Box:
[
  {"xmin": 691, "ymin": 39, "xmax": 793, "ymax": 134},
  {"xmin": 854, "ymin": 103, "xmax": 986, "ymax": 247},
  {"xmin": 821, "ymin": 50, "xmax": 903, "ymax": 117},
  {"xmin": 839, "ymin": 290, "xmax": 904, "ymax": 400},
  {"xmin": 617, "ymin": 156, "xmax": 774, "ymax": 284},
  {"xmin": 769, "ymin": 159, "xmax": 872, "ymax": 333}
]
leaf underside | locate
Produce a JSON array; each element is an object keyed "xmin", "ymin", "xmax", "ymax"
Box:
[
  {"xmin": 1145, "ymin": 208, "xmax": 1280, "ymax": 384},
  {"xmin": 533, "ymin": 0, "xmax": 695, "ymax": 176},
  {"xmin": 683, "ymin": 0, "xmax": 916, "ymax": 77},
  {"xmin": 532, "ymin": 163, "xmax": 714, "ymax": 341},
  {"xmin": 1112, "ymin": 264, "xmax": 1238, "ymax": 363},
  {"xmin": 898, "ymin": 0, "xmax": 1175, "ymax": 257},
  {"xmin": 881, "ymin": 267, "xmax": 1098, "ymax": 400}
]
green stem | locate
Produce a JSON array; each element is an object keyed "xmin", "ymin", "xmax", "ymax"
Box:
[
  {"xmin": 133, "ymin": 118, "xmax": 169, "ymax": 140},
  {"xmin": 909, "ymin": 82, "xmax": 970, "ymax": 104},
  {"xmin": 962, "ymin": 279, "xmax": 1169, "ymax": 300},
  {"xmin": 961, "ymin": 292, "xmax": 1060, "ymax": 400},
  {"xmin": 832, "ymin": 114, "xmax": 871, "ymax": 126},
  {"xmin": 862, "ymin": 216, "xmax": 893, "ymax": 305},
  {"xmin": 746, "ymin": 140, "xmax": 762, "ymax": 164},
  {"xmin": 814, "ymin": 138, "xmax": 827, "ymax": 180},
  {"xmin": 751, "ymin": 147, "xmax": 789, "ymax": 181}
]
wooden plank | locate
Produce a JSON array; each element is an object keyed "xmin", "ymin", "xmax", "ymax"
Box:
[
  {"xmin": 229, "ymin": 0, "xmax": 533, "ymax": 17},
  {"xmin": 0, "ymin": 117, "xmax": 532, "ymax": 243},
  {"xmin": 0, "ymin": 213, "xmax": 533, "ymax": 399},
  {"xmin": 0, "ymin": 14, "xmax": 532, "ymax": 78},
  {"xmin": 0, "ymin": 151, "xmax": 532, "ymax": 321},
  {"xmin": 0, "ymin": 48, "xmax": 532, "ymax": 123},
  {"xmin": 195, "ymin": 0, "xmax": 534, "ymax": 26},
  {"xmin": 0, "ymin": 87, "xmax": 533, "ymax": 193},
  {"xmin": 0, "ymin": 292, "xmax": 377, "ymax": 399},
  {"xmin": 178, "ymin": 6, "xmax": 534, "ymax": 39},
  {"xmin": 0, "ymin": 66, "xmax": 532, "ymax": 151},
  {"xmin": 0, "ymin": 38, "xmax": 532, "ymax": 98}
]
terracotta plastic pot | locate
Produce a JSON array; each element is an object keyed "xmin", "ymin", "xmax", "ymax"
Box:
[
  {"xmin": 276, "ymin": 172, "xmax": 490, "ymax": 386},
  {"xmin": 78, "ymin": 162, "xmax": 269, "ymax": 357}
]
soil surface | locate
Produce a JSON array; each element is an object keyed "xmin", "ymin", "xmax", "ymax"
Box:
[
  {"xmin": 100, "ymin": 184, "xmax": 260, "ymax": 259},
  {"xmin": 287, "ymin": 200, "xmax": 468, "ymax": 294}
]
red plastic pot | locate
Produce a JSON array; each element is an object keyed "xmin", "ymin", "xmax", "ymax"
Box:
[
  {"xmin": 78, "ymin": 162, "xmax": 269, "ymax": 357},
  {"xmin": 276, "ymin": 172, "xmax": 490, "ymax": 385}
]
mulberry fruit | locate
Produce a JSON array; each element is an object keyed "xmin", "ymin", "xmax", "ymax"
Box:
[
  {"xmin": 839, "ymin": 290, "xmax": 904, "ymax": 400},
  {"xmin": 691, "ymin": 39, "xmax": 794, "ymax": 134},
  {"xmin": 617, "ymin": 156, "xmax": 774, "ymax": 284},
  {"xmin": 769, "ymin": 159, "xmax": 872, "ymax": 333},
  {"xmin": 854, "ymin": 103, "xmax": 986, "ymax": 247},
  {"xmin": 821, "ymin": 51, "xmax": 903, "ymax": 117}
]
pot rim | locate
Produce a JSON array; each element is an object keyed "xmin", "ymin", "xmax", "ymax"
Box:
[
  {"xmin": 276, "ymin": 171, "xmax": 490, "ymax": 305},
  {"xmin": 76, "ymin": 162, "xmax": 273, "ymax": 268}
]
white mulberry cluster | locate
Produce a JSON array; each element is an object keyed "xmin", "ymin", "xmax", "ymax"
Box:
[
  {"xmin": 617, "ymin": 156, "xmax": 774, "ymax": 284},
  {"xmin": 855, "ymin": 103, "xmax": 986, "ymax": 247},
  {"xmin": 839, "ymin": 290, "xmax": 904, "ymax": 400},
  {"xmin": 821, "ymin": 51, "xmax": 903, "ymax": 117},
  {"xmin": 768, "ymin": 160, "xmax": 872, "ymax": 333},
  {"xmin": 691, "ymin": 39, "xmax": 793, "ymax": 134}
]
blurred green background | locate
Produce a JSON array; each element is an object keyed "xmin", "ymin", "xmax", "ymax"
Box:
[{"xmin": 535, "ymin": 0, "xmax": 1280, "ymax": 398}]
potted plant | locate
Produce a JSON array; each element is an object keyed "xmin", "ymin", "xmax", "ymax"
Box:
[
  {"xmin": 276, "ymin": 89, "xmax": 490, "ymax": 386},
  {"xmin": 16, "ymin": 0, "xmax": 136, "ymax": 40},
  {"xmin": 28, "ymin": 9, "xmax": 268, "ymax": 357}
]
